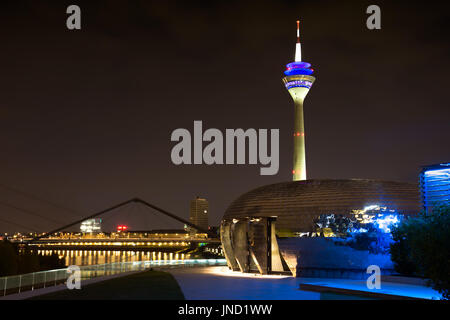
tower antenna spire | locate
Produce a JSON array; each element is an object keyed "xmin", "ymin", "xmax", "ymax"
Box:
[{"xmin": 295, "ymin": 20, "xmax": 302, "ymax": 62}]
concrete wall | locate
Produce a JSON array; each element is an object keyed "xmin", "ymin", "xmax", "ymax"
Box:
[{"xmin": 278, "ymin": 237, "xmax": 395, "ymax": 279}]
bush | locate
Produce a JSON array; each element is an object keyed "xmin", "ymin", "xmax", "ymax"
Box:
[
  {"xmin": 0, "ymin": 240, "xmax": 18, "ymax": 276},
  {"xmin": 390, "ymin": 219, "xmax": 419, "ymax": 275},
  {"xmin": 390, "ymin": 205, "xmax": 450, "ymax": 300},
  {"xmin": 39, "ymin": 253, "xmax": 66, "ymax": 271},
  {"xmin": 17, "ymin": 247, "xmax": 41, "ymax": 274}
]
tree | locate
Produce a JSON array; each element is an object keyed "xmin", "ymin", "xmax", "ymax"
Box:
[{"xmin": 390, "ymin": 205, "xmax": 450, "ymax": 300}]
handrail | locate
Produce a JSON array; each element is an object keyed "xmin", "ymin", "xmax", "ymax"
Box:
[{"xmin": 0, "ymin": 259, "xmax": 226, "ymax": 297}]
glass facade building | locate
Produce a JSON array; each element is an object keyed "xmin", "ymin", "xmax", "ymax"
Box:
[
  {"xmin": 189, "ymin": 197, "xmax": 209, "ymax": 233},
  {"xmin": 420, "ymin": 163, "xmax": 450, "ymax": 213}
]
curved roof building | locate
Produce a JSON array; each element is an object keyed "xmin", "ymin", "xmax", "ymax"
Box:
[
  {"xmin": 220, "ymin": 179, "xmax": 420, "ymax": 276},
  {"xmin": 223, "ymin": 179, "xmax": 420, "ymax": 233}
]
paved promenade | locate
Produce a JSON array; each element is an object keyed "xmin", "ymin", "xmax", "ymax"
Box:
[
  {"xmin": 168, "ymin": 266, "xmax": 441, "ymax": 300},
  {"xmin": 168, "ymin": 266, "xmax": 320, "ymax": 300},
  {"xmin": 2, "ymin": 265, "xmax": 441, "ymax": 300}
]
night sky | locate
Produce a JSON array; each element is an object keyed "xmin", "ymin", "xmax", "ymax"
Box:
[{"xmin": 0, "ymin": 0, "xmax": 449, "ymax": 233}]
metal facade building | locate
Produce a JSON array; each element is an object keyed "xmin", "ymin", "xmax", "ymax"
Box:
[{"xmin": 220, "ymin": 179, "xmax": 421, "ymax": 275}]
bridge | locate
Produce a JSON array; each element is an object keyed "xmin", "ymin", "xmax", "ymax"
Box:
[
  {"xmin": 29, "ymin": 197, "xmax": 212, "ymax": 241},
  {"xmin": 2, "ymin": 193, "xmax": 220, "ymax": 254},
  {"xmin": 27, "ymin": 237, "xmax": 221, "ymax": 251}
]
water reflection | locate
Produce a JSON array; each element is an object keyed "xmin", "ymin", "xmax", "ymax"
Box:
[{"xmin": 37, "ymin": 249, "xmax": 189, "ymax": 266}]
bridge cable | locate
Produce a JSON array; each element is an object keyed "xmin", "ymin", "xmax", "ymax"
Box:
[
  {"xmin": 0, "ymin": 182, "xmax": 83, "ymax": 219},
  {"xmin": 0, "ymin": 217, "xmax": 40, "ymax": 233},
  {"xmin": 0, "ymin": 200, "xmax": 65, "ymax": 226}
]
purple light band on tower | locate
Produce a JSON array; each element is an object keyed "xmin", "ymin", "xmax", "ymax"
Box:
[
  {"xmin": 286, "ymin": 62, "xmax": 311, "ymax": 69},
  {"xmin": 284, "ymin": 61, "xmax": 314, "ymax": 76}
]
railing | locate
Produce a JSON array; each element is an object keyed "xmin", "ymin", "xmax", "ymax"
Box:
[{"xmin": 0, "ymin": 258, "xmax": 227, "ymax": 297}]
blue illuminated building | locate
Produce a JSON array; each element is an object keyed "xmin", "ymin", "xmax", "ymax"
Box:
[{"xmin": 419, "ymin": 162, "xmax": 450, "ymax": 213}]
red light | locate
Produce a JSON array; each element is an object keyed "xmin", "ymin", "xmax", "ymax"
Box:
[
  {"xmin": 117, "ymin": 225, "xmax": 128, "ymax": 232},
  {"xmin": 292, "ymin": 170, "xmax": 295, "ymax": 174}
]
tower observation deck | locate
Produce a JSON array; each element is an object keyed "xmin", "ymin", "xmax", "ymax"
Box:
[{"xmin": 282, "ymin": 20, "xmax": 315, "ymax": 181}]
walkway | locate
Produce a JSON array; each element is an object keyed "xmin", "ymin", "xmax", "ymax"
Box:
[
  {"xmin": 168, "ymin": 266, "xmax": 442, "ymax": 300},
  {"xmin": 167, "ymin": 266, "xmax": 320, "ymax": 300}
]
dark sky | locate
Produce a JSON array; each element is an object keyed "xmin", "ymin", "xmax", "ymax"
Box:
[{"xmin": 0, "ymin": 0, "xmax": 449, "ymax": 233}]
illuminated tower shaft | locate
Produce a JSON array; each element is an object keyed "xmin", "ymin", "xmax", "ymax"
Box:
[
  {"xmin": 293, "ymin": 95, "xmax": 306, "ymax": 180},
  {"xmin": 282, "ymin": 20, "xmax": 315, "ymax": 181},
  {"xmin": 283, "ymin": 75, "xmax": 315, "ymax": 180}
]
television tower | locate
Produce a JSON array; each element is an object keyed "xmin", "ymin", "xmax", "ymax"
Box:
[{"xmin": 282, "ymin": 20, "xmax": 316, "ymax": 181}]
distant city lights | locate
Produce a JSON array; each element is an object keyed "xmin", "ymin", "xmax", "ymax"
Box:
[
  {"xmin": 373, "ymin": 214, "xmax": 400, "ymax": 233},
  {"xmin": 352, "ymin": 204, "xmax": 401, "ymax": 233}
]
